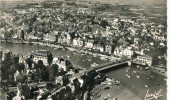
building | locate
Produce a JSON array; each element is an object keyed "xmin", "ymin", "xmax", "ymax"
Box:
[
  {"xmin": 114, "ymin": 46, "xmax": 134, "ymax": 58},
  {"xmin": 66, "ymin": 33, "xmax": 71, "ymax": 45},
  {"xmin": 53, "ymin": 57, "xmax": 71, "ymax": 71},
  {"xmin": 43, "ymin": 34, "xmax": 57, "ymax": 43},
  {"xmin": 133, "ymin": 55, "xmax": 152, "ymax": 66},
  {"xmin": 93, "ymin": 43, "xmax": 104, "ymax": 53},
  {"xmin": 72, "ymin": 38, "xmax": 84, "ymax": 47},
  {"xmin": 105, "ymin": 45, "xmax": 112, "ymax": 54},
  {"xmin": 84, "ymin": 39, "xmax": 94, "ymax": 49},
  {"xmin": 31, "ymin": 50, "xmax": 51, "ymax": 66},
  {"xmin": 153, "ymin": 34, "xmax": 165, "ymax": 42},
  {"xmin": 122, "ymin": 47, "xmax": 134, "ymax": 58}
]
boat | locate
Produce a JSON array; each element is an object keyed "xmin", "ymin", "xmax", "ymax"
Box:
[
  {"xmin": 81, "ymin": 53, "xmax": 85, "ymax": 55},
  {"xmin": 145, "ymin": 85, "xmax": 148, "ymax": 87},
  {"xmin": 39, "ymin": 43, "xmax": 47, "ymax": 46},
  {"xmin": 88, "ymin": 59, "xmax": 92, "ymax": 61},
  {"xmin": 145, "ymin": 67, "xmax": 149, "ymax": 70},
  {"xmin": 136, "ymin": 75, "xmax": 140, "ymax": 78},
  {"xmin": 114, "ymin": 80, "xmax": 120, "ymax": 85},
  {"xmin": 89, "ymin": 52, "xmax": 93, "ymax": 55},
  {"xmin": 133, "ymin": 71, "xmax": 137, "ymax": 73},
  {"xmin": 126, "ymin": 74, "xmax": 131, "ymax": 78},
  {"xmin": 54, "ymin": 47, "xmax": 58, "ymax": 50},
  {"xmin": 100, "ymin": 56, "xmax": 109, "ymax": 61},
  {"xmin": 91, "ymin": 62, "xmax": 98, "ymax": 67}
]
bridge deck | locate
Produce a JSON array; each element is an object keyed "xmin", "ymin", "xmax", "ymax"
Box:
[{"xmin": 95, "ymin": 61, "xmax": 129, "ymax": 72}]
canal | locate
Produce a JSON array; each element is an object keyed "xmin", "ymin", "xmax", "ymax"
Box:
[{"xmin": 0, "ymin": 43, "xmax": 167, "ymax": 100}]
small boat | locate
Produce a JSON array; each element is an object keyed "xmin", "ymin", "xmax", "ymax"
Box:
[
  {"xmin": 133, "ymin": 71, "xmax": 137, "ymax": 73},
  {"xmin": 145, "ymin": 67, "xmax": 149, "ymax": 70},
  {"xmin": 114, "ymin": 80, "xmax": 120, "ymax": 85},
  {"xmin": 54, "ymin": 47, "xmax": 58, "ymax": 50},
  {"xmin": 91, "ymin": 62, "xmax": 98, "ymax": 67},
  {"xmin": 100, "ymin": 56, "xmax": 108, "ymax": 60},
  {"xmin": 88, "ymin": 59, "xmax": 92, "ymax": 61},
  {"xmin": 126, "ymin": 74, "xmax": 131, "ymax": 78},
  {"xmin": 136, "ymin": 75, "xmax": 140, "ymax": 78},
  {"xmin": 131, "ymin": 86, "xmax": 136, "ymax": 88},
  {"xmin": 66, "ymin": 55, "xmax": 70, "ymax": 58},
  {"xmin": 108, "ymin": 94, "xmax": 111, "ymax": 98},
  {"xmin": 145, "ymin": 85, "xmax": 148, "ymax": 87}
]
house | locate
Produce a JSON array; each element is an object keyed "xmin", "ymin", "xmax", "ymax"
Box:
[
  {"xmin": 72, "ymin": 38, "xmax": 78, "ymax": 47},
  {"xmin": 85, "ymin": 39, "xmax": 94, "ymax": 49},
  {"xmin": 105, "ymin": 45, "xmax": 112, "ymax": 54},
  {"xmin": 58, "ymin": 36, "xmax": 64, "ymax": 44},
  {"xmin": 104, "ymin": 40, "xmax": 113, "ymax": 54},
  {"xmin": 66, "ymin": 33, "xmax": 71, "ymax": 45},
  {"xmin": 53, "ymin": 57, "xmax": 67, "ymax": 71},
  {"xmin": 55, "ymin": 76, "xmax": 63, "ymax": 86},
  {"xmin": 122, "ymin": 47, "xmax": 134, "ymax": 58},
  {"xmin": 93, "ymin": 43, "xmax": 104, "ymax": 53},
  {"xmin": 134, "ymin": 38, "xmax": 142, "ymax": 45},
  {"xmin": 43, "ymin": 33, "xmax": 57, "ymax": 43},
  {"xmin": 133, "ymin": 55, "xmax": 152, "ymax": 66},
  {"xmin": 114, "ymin": 46, "xmax": 134, "ymax": 58},
  {"xmin": 27, "ymin": 32, "xmax": 42, "ymax": 41},
  {"xmin": 153, "ymin": 34, "xmax": 165, "ymax": 42},
  {"xmin": 72, "ymin": 38, "xmax": 84, "ymax": 47}
]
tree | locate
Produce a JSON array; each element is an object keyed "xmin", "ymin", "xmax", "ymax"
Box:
[
  {"xmin": 100, "ymin": 20, "xmax": 109, "ymax": 28},
  {"xmin": 25, "ymin": 57, "xmax": 33, "ymax": 69},
  {"xmin": 65, "ymin": 60, "xmax": 73, "ymax": 69},
  {"xmin": 47, "ymin": 52, "xmax": 53, "ymax": 65},
  {"xmin": 48, "ymin": 64, "xmax": 59, "ymax": 81}
]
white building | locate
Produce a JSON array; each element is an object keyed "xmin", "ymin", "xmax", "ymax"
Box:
[
  {"xmin": 122, "ymin": 47, "xmax": 134, "ymax": 58},
  {"xmin": 52, "ymin": 57, "xmax": 68, "ymax": 71},
  {"xmin": 105, "ymin": 45, "xmax": 112, "ymax": 54},
  {"xmin": 32, "ymin": 50, "xmax": 50, "ymax": 66},
  {"xmin": 114, "ymin": 46, "xmax": 134, "ymax": 58},
  {"xmin": 43, "ymin": 34, "xmax": 56, "ymax": 42},
  {"xmin": 153, "ymin": 34, "xmax": 165, "ymax": 42},
  {"xmin": 133, "ymin": 55, "xmax": 152, "ymax": 66},
  {"xmin": 73, "ymin": 38, "xmax": 84, "ymax": 47},
  {"xmin": 85, "ymin": 39, "xmax": 94, "ymax": 49}
]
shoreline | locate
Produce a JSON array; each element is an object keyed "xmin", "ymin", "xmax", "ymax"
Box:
[{"xmin": 0, "ymin": 39, "xmax": 112, "ymax": 58}]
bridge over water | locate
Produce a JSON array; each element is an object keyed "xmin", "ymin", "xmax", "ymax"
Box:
[{"xmin": 94, "ymin": 60, "xmax": 131, "ymax": 73}]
